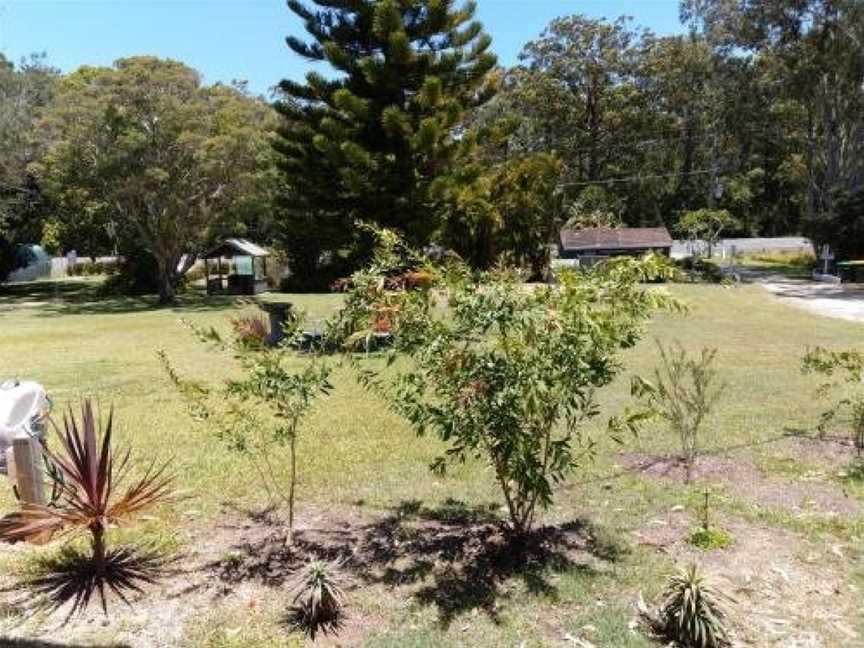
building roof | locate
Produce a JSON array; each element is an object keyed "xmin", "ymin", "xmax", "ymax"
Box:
[
  {"xmin": 559, "ymin": 227, "xmax": 673, "ymax": 251},
  {"xmin": 204, "ymin": 238, "xmax": 270, "ymax": 259}
]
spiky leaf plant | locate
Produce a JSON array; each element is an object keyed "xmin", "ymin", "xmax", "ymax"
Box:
[
  {"xmin": 658, "ymin": 564, "xmax": 733, "ymax": 648},
  {"xmin": 26, "ymin": 544, "xmax": 167, "ymax": 618},
  {"xmin": 0, "ymin": 399, "xmax": 174, "ymax": 617},
  {"xmin": 287, "ymin": 558, "xmax": 346, "ymax": 639}
]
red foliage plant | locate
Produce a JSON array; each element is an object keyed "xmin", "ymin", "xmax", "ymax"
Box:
[
  {"xmin": 0, "ymin": 399, "xmax": 174, "ymax": 617},
  {"xmin": 230, "ymin": 314, "xmax": 270, "ymax": 349}
]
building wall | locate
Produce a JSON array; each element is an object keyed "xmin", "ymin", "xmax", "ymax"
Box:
[{"xmin": 559, "ymin": 246, "xmax": 671, "ymax": 261}]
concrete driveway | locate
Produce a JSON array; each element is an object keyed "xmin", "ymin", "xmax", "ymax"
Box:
[{"xmin": 747, "ymin": 271, "xmax": 864, "ymax": 323}]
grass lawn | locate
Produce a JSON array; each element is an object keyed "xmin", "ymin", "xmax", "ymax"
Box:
[
  {"xmin": 734, "ymin": 251, "xmax": 815, "ymax": 279},
  {"xmin": 0, "ymin": 276, "xmax": 863, "ymax": 647}
]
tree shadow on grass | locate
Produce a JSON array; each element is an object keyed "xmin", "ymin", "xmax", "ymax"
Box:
[
  {"xmin": 0, "ymin": 279, "xmax": 98, "ymax": 303},
  {"xmin": 383, "ymin": 518, "xmax": 601, "ymax": 626},
  {"xmin": 213, "ymin": 499, "xmax": 624, "ymax": 629},
  {"xmin": 0, "ymin": 279, "xmax": 239, "ymax": 316}
]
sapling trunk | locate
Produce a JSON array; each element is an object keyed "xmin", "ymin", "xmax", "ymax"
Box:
[
  {"xmin": 288, "ymin": 425, "xmax": 297, "ymax": 546},
  {"xmin": 492, "ymin": 455, "xmax": 532, "ymax": 537},
  {"xmin": 855, "ymin": 410, "xmax": 864, "ymax": 457}
]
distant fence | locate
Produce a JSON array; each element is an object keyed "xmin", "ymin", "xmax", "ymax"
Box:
[
  {"xmin": 671, "ymin": 237, "xmax": 813, "ymax": 259},
  {"xmin": 6, "ymin": 256, "xmax": 120, "ymax": 283}
]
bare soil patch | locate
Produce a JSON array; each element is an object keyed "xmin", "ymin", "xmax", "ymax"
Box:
[
  {"xmin": 0, "ymin": 512, "xmax": 234, "ymax": 648},
  {"xmin": 0, "ymin": 500, "xmax": 620, "ymax": 647},
  {"xmin": 618, "ymin": 451, "xmax": 761, "ymax": 483},
  {"xmin": 213, "ymin": 500, "xmax": 620, "ymax": 628},
  {"xmin": 784, "ymin": 435, "xmax": 864, "ymax": 471},
  {"xmin": 633, "ymin": 511, "xmax": 861, "ymax": 647},
  {"xmin": 618, "ymin": 452, "xmax": 862, "ymax": 518}
]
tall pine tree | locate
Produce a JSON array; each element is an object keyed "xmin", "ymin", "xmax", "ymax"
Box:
[{"xmin": 274, "ymin": 0, "xmax": 496, "ymax": 289}]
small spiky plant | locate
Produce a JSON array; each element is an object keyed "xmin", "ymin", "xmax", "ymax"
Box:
[
  {"xmin": 658, "ymin": 564, "xmax": 733, "ymax": 648},
  {"xmin": 0, "ymin": 399, "xmax": 174, "ymax": 617},
  {"xmin": 287, "ymin": 558, "xmax": 346, "ymax": 639}
]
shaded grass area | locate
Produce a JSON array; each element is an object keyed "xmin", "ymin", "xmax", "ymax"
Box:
[{"xmin": 1, "ymin": 278, "xmax": 863, "ymax": 646}]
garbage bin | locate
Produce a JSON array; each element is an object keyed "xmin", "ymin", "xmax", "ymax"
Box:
[
  {"xmin": 0, "ymin": 379, "xmax": 50, "ymax": 476},
  {"xmin": 837, "ymin": 261, "xmax": 864, "ymax": 283}
]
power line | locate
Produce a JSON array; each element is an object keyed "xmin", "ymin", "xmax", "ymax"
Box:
[
  {"xmin": 559, "ymin": 167, "xmax": 718, "ymax": 188},
  {"xmin": 571, "ymin": 132, "xmax": 709, "ymax": 155},
  {"xmin": 535, "ymin": 122, "xmax": 796, "ymax": 160}
]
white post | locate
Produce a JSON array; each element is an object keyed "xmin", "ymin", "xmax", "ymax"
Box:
[{"xmin": 12, "ymin": 437, "xmax": 45, "ymax": 506}]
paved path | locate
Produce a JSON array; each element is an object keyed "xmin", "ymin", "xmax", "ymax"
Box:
[{"xmin": 746, "ymin": 271, "xmax": 864, "ymax": 323}]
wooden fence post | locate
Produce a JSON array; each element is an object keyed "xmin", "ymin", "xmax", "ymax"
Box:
[{"xmin": 12, "ymin": 437, "xmax": 45, "ymax": 506}]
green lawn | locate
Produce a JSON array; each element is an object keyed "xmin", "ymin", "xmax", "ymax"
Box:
[{"xmin": 0, "ymin": 277, "xmax": 862, "ymax": 647}]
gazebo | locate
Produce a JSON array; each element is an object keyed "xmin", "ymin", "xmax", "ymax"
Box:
[{"xmin": 203, "ymin": 238, "xmax": 271, "ymax": 296}]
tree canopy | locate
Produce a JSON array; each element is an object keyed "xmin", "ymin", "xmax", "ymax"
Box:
[
  {"xmin": 33, "ymin": 57, "xmax": 278, "ymax": 302},
  {"xmin": 6, "ymin": 0, "xmax": 864, "ymax": 288},
  {"xmin": 681, "ymin": 0, "xmax": 864, "ymax": 251},
  {"xmin": 464, "ymin": 4, "xmax": 863, "ymax": 257},
  {"xmin": 0, "ymin": 53, "xmax": 58, "ymax": 280}
]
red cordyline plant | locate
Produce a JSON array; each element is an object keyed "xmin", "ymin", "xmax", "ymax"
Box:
[
  {"xmin": 230, "ymin": 314, "xmax": 270, "ymax": 349},
  {"xmin": 0, "ymin": 399, "xmax": 174, "ymax": 617}
]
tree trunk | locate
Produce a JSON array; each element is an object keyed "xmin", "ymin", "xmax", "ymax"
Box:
[
  {"xmin": 586, "ymin": 81, "xmax": 602, "ymax": 182},
  {"xmin": 157, "ymin": 257, "xmax": 176, "ymax": 305},
  {"xmin": 679, "ymin": 111, "xmax": 696, "ymax": 205},
  {"xmin": 157, "ymin": 275, "xmax": 176, "ymax": 305}
]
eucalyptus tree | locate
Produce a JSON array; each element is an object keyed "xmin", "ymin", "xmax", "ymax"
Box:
[
  {"xmin": 0, "ymin": 53, "xmax": 58, "ymax": 280},
  {"xmin": 519, "ymin": 15, "xmax": 651, "ymax": 184},
  {"xmin": 682, "ymin": 0, "xmax": 864, "ymax": 245},
  {"xmin": 34, "ymin": 57, "xmax": 278, "ymax": 302}
]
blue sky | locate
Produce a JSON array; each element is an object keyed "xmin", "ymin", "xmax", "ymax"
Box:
[{"xmin": 0, "ymin": 1, "xmax": 683, "ymax": 96}]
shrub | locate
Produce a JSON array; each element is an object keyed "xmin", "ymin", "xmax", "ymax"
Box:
[
  {"xmin": 321, "ymin": 227, "xmax": 438, "ymax": 352},
  {"xmin": 287, "ymin": 558, "xmax": 346, "ymax": 638},
  {"xmin": 632, "ymin": 343, "xmax": 726, "ymax": 483},
  {"xmin": 230, "ymin": 314, "xmax": 270, "ymax": 350},
  {"xmin": 677, "ymin": 209, "xmax": 740, "ymax": 258},
  {"xmin": 654, "ymin": 564, "xmax": 733, "ymax": 648},
  {"xmin": 0, "ymin": 400, "xmax": 174, "ymax": 617},
  {"xmin": 688, "ymin": 527, "xmax": 733, "ymax": 551},
  {"xmin": 67, "ymin": 259, "xmax": 119, "ymax": 277},
  {"xmin": 674, "ymin": 257, "xmax": 724, "ymax": 284},
  {"xmin": 802, "ymin": 346, "xmax": 864, "ymax": 455},
  {"xmin": 807, "ymin": 187, "xmax": 864, "ymax": 261},
  {"xmin": 687, "ymin": 490, "xmax": 733, "ymax": 550},
  {"xmin": 160, "ymin": 318, "xmax": 332, "ymax": 544},
  {"xmin": 100, "ymin": 242, "xmax": 160, "ymax": 296},
  {"xmin": 355, "ymin": 229, "xmax": 680, "ymax": 536}
]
